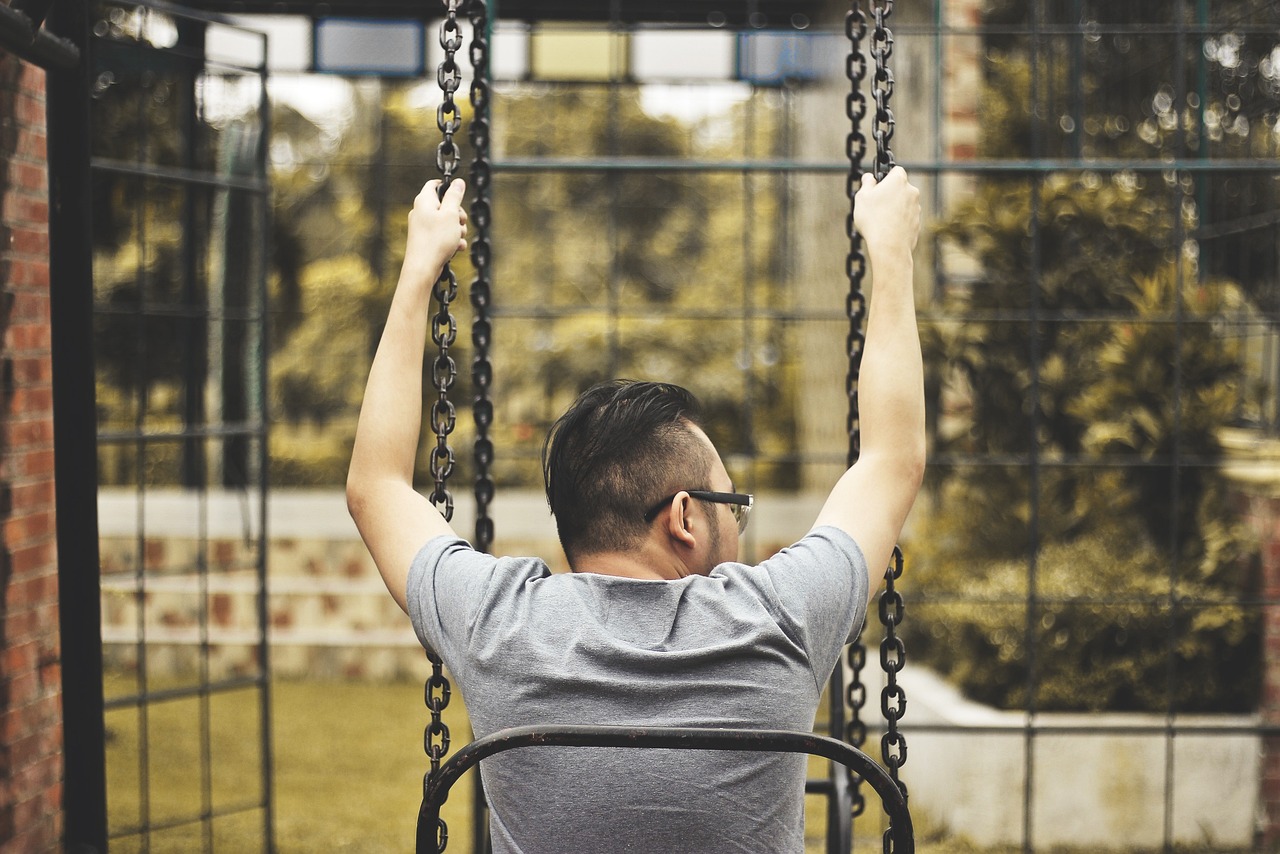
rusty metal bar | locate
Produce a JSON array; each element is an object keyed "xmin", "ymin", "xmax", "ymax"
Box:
[{"xmin": 418, "ymin": 724, "xmax": 914, "ymax": 854}]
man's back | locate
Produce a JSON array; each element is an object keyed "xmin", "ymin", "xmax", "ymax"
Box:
[{"xmin": 409, "ymin": 529, "xmax": 868, "ymax": 853}]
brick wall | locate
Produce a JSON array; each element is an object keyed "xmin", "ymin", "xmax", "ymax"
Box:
[{"xmin": 0, "ymin": 51, "xmax": 61, "ymax": 854}]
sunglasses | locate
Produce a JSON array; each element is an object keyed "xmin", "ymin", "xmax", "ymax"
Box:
[{"xmin": 643, "ymin": 490, "xmax": 754, "ymax": 535}]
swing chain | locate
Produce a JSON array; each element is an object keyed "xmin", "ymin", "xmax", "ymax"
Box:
[
  {"xmin": 880, "ymin": 548, "xmax": 908, "ymax": 854},
  {"xmin": 870, "ymin": 0, "xmax": 896, "ymax": 181},
  {"xmin": 468, "ymin": 0, "xmax": 496, "ymax": 554},
  {"xmin": 436, "ymin": 0, "xmax": 463, "ymax": 180},
  {"xmin": 425, "ymin": 5, "xmax": 462, "ymax": 852},
  {"xmin": 843, "ymin": 0, "xmax": 870, "ymax": 821},
  {"xmin": 844, "ymin": 1, "xmax": 869, "ymax": 468},
  {"xmin": 424, "ymin": 651, "xmax": 453, "ymax": 853},
  {"xmin": 430, "ymin": 0, "xmax": 462, "ymax": 522}
]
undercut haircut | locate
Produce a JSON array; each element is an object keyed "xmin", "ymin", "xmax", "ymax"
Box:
[{"xmin": 543, "ymin": 380, "xmax": 714, "ymax": 561}]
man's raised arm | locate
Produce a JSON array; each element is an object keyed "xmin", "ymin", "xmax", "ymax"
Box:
[
  {"xmin": 347, "ymin": 178, "xmax": 469, "ymax": 613},
  {"xmin": 813, "ymin": 167, "xmax": 926, "ymax": 596}
]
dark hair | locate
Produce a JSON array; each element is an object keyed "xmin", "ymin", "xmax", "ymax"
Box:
[{"xmin": 542, "ymin": 380, "xmax": 713, "ymax": 560}]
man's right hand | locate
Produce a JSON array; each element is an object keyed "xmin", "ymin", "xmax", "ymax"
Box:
[{"xmin": 813, "ymin": 165, "xmax": 925, "ymax": 599}]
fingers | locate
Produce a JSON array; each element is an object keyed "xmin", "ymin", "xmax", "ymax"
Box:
[
  {"xmin": 418, "ymin": 179, "xmax": 442, "ymax": 206},
  {"xmin": 417, "ymin": 178, "xmax": 468, "ymax": 209},
  {"xmin": 442, "ymin": 177, "xmax": 467, "ymax": 210}
]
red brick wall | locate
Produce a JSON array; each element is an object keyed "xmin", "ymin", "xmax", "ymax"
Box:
[{"xmin": 0, "ymin": 52, "xmax": 61, "ymax": 854}]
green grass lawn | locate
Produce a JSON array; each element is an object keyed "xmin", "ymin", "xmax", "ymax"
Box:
[
  {"xmin": 102, "ymin": 675, "xmax": 935, "ymax": 852},
  {"xmin": 110, "ymin": 674, "xmax": 1228, "ymax": 854},
  {"xmin": 105, "ymin": 676, "xmax": 475, "ymax": 853}
]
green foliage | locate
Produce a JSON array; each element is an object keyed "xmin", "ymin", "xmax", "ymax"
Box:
[
  {"xmin": 253, "ymin": 82, "xmax": 800, "ymax": 487},
  {"xmin": 908, "ymin": 508, "xmax": 1260, "ymax": 713},
  {"xmin": 926, "ymin": 175, "xmax": 1183, "ymax": 555},
  {"xmin": 907, "ymin": 5, "xmax": 1273, "ymax": 712},
  {"xmin": 914, "ymin": 186, "xmax": 1260, "ymax": 711}
]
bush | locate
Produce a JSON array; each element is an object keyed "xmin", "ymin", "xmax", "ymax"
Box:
[
  {"xmin": 913, "ymin": 184, "xmax": 1262, "ymax": 712},
  {"xmin": 902, "ymin": 489, "xmax": 1260, "ymax": 713}
]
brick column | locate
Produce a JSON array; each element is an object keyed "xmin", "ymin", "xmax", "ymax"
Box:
[
  {"xmin": 0, "ymin": 52, "xmax": 61, "ymax": 854},
  {"xmin": 1247, "ymin": 489, "xmax": 1280, "ymax": 850},
  {"xmin": 1222, "ymin": 429, "xmax": 1280, "ymax": 851}
]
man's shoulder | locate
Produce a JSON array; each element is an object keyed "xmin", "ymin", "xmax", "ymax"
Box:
[
  {"xmin": 713, "ymin": 526, "xmax": 863, "ymax": 576},
  {"xmin": 413, "ymin": 534, "xmax": 554, "ymax": 582}
]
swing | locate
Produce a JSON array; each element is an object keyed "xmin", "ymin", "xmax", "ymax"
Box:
[{"xmin": 415, "ymin": 3, "xmax": 910, "ymax": 852}]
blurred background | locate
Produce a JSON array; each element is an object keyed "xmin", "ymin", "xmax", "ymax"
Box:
[{"xmin": 65, "ymin": 0, "xmax": 1280, "ymax": 850}]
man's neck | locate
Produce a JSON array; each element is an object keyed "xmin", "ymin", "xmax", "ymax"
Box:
[{"xmin": 570, "ymin": 542, "xmax": 691, "ymax": 580}]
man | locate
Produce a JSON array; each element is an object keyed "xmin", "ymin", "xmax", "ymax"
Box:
[{"xmin": 348, "ymin": 169, "xmax": 923, "ymax": 852}]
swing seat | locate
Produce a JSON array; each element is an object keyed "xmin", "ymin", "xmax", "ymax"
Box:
[{"xmin": 416, "ymin": 724, "xmax": 913, "ymax": 854}]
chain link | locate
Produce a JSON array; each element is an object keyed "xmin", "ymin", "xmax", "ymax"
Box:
[
  {"xmin": 429, "ymin": 0, "xmax": 461, "ymax": 524},
  {"xmin": 870, "ymin": 0, "xmax": 896, "ymax": 181},
  {"xmin": 425, "ymin": 4, "xmax": 462, "ymax": 851},
  {"xmin": 848, "ymin": 2, "xmax": 910, "ymax": 845},
  {"xmin": 880, "ymin": 547, "xmax": 908, "ymax": 854},
  {"xmin": 423, "ymin": 653, "xmax": 452, "ymax": 852},
  {"xmin": 843, "ymin": 0, "xmax": 871, "ymax": 822},
  {"xmin": 468, "ymin": 0, "xmax": 495, "ymax": 554}
]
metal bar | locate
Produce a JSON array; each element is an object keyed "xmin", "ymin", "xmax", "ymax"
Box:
[
  {"xmin": 865, "ymin": 722, "xmax": 1280, "ymax": 737},
  {"xmin": 255, "ymin": 46, "xmax": 277, "ymax": 854},
  {"xmin": 178, "ymin": 18, "xmax": 207, "ymax": 490},
  {"xmin": 497, "ymin": 446, "xmax": 1262, "ymax": 471},
  {"xmin": 46, "ymin": 1, "xmax": 108, "ymax": 850},
  {"xmin": 420, "ymin": 724, "xmax": 914, "ymax": 854},
  {"xmin": 90, "ymin": 156, "xmax": 270, "ymax": 193},
  {"xmin": 1023, "ymin": 7, "xmax": 1045, "ymax": 850},
  {"xmin": 131, "ymin": 85, "xmax": 153, "ymax": 843},
  {"xmin": 897, "ymin": 592, "xmax": 1280, "ymax": 607},
  {"xmin": 97, "ymin": 422, "xmax": 268, "ymax": 443},
  {"xmin": 114, "ymin": 0, "xmax": 269, "ymax": 30},
  {"xmin": 9, "ymin": 0, "xmax": 54, "ymax": 29},
  {"xmin": 102, "ymin": 674, "xmax": 268, "ymax": 711},
  {"xmin": 107, "ymin": 798, "xmax": 269, "ymax": 840},
  {"xmin": 490, "ymin": 156, "xmax": 1280, "ymax": 173},
  {"xmin": 487, "ymin": 304, "xmax": 1276, "ymax": 324},
  {"xmin": 94, "ymin": 303, "xmax": 266, "ymax": 321},
  {"xmin": 1163, "ymin": 6, "xmax": 1194, "ymax": 847},
  {"xmin": 0, "ymin": 0, "xmax": 79, "ymax": 69}
]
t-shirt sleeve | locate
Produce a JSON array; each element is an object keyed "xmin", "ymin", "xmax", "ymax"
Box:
[
  {"xmin": 406, "ymin": 534, "xmax": 500, "ymax": 660},
  {"xmin": 752, "ymin": 526, "xmax": 869, "ymax": 686}
]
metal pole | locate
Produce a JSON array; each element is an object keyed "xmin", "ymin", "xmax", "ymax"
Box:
[{"xmin": 45, "ymin": 0, "xmax": 108, "ymax": 849}]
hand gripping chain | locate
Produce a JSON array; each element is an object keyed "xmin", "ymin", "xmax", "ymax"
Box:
[
  {"xmin": 846, "ymin": 3, "xmax": 910, "ymax": 848},
  {"xmin": 422, "ymin": 3, "xmax": 463, "ymax": 851}
]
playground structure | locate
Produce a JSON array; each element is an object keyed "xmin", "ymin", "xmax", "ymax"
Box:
[{"xmin": 0, "ymin": 0, "xmax": 1278, "ymax": 851}]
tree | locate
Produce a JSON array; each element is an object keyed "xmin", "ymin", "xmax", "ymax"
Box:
[{"xmin": 903, "ymin": 2, "xmax": 1271, "ymax": 712}]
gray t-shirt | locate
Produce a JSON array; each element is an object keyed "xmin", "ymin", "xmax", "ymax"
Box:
[{"xmin": 407, "ymin": 526, "xmax": 868, "ymax": 854}]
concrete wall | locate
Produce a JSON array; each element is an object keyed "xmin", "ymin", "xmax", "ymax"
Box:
[
  {"xmin": 0, "ymin": 49, "xmax": 61, "ymax": 854},
  {"xmin": 100, "ymin": 488, "xmax": 1266, "ymax": 849},
  {"xmin": 97, "ymin": 488, "xmax": 829, "ymax": 680},
  {"xmin": 899, "ymin": 666, "xmax": 1259, "ymax": 850}
]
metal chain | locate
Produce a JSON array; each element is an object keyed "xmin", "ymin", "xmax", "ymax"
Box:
[
  {"xmin": 468, "ymin": 0, "xmax": 495, "ymax": 555},
  {"xmin": 880, "ymin": 548, "xmax": 908, "ymax": 853},
  {"xmin": 424, "ymin": 660, "xmax": 453, "ymax": 852},
  {"xmin": 870, "ymin": 0, "xmax": 896, "ymax": 181},
  {"xmin": 843, "ymin": 0, "xmax": 871, "ymax": 823},
  {"xmin": 430, "ymin": 0, "xmax": 463, "ymax": 523},
  {"xmin": 424, "ymin": 4, "xmax": 462, "ymax": 851},
  {"xmin": 868, "ymin": 4, "xmax": 909, "ymax": 851}
]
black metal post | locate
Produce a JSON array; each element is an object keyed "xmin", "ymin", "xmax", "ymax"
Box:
[
  {"xmin": 177, "ymin": 16, "xmax": 208, "ymax": 488},
  {"xmin": 45, "ymin": 0, "xmax": 108, "ymax": 850}
]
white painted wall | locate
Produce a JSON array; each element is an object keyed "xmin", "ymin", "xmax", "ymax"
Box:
[{"xmin": 897, "ymin": 666, "xmax": 1260, "ymax": 849}]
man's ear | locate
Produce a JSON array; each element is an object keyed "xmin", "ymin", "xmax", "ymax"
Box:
[{"xmin": 665, "ymin": 491, "xmax": 698, "ymax": 549}]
